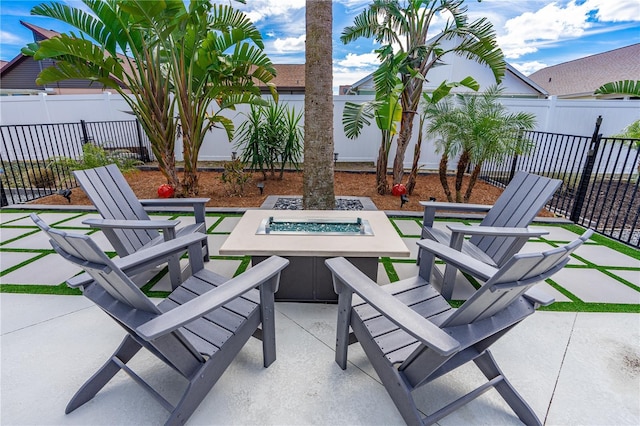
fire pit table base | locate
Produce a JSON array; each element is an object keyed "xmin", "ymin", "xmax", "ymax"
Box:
[{"xmin": 251, "ymin": 255, "xmax": 377, "ymax": 302}]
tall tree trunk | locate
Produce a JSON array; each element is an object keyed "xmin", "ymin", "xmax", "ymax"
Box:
[
  {"xmin": 392, "ymin": 110, "xmax": 416, "ymax": 185},
  {"xmin": 376, "ymin": 138, "xmax": 390, "ymax": 195},
  {"xmin": 439, "ymin": 154, "xmax": 453, "ymax": 202},
  {"xmin": 455, "ymin": 149, "xmax": 471, "ymax": 203},
  {"xmin": 303, "ymin": 0, "xmax": 335, "ymax": 209},
  {"xmin": 464, "ymin": 163, "xmax": 483, "ymax": 203},
  {"xmin": 406, "ymin": 115, "xmax": 425, "ymax": 195}
]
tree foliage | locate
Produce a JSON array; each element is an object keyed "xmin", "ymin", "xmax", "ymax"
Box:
[
  {"xmin": 341, "ymin": 0, "xmax": 505, "ymax": 187},
  {"xmin": 22, "ymin": 0, "xmax": 275, "ymax": 196},
  {"xmin": 424, "ymin": 85, "xmax": 536, "ymax": 202}
]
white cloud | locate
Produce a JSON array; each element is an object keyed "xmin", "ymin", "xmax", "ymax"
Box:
[
  {"xmin": 272, "ymin": 35, "xmax": 305, "ymax": 53},
  {"xmin": 510, "ymin": 60, "xmax": 548, "ymax": 75},
  {"xmin": 237, "ymin": 0, "xmax": 305, "ymax": 24},
  {"xmin": 495, "ymin": 0, "xmax": 640, "ymax": 59},
  {"xmin": 499, "ymin": 1, "xmax": 592, "ymax": 59},
  {"xmin": 336, "ymin": 51, "xmax": 380, "ymax": 68},
  {"xmin": 583, "ymin": 0, "xmax": 640, "ymax": 22},
  {"xmin": 0, "ymin": 30, "xmax": 25, "ymax": 46}
]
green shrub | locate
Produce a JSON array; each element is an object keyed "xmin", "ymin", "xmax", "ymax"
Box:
[
  {"xmin": 48, "ymin": 143, "xmax": 142, "ymax": 183},
  {"xmin": 220, "ymin": 159, "xmax": 251, "ymax": 196},
  {"xmin": 233, "ymin": 101, "xmax": 303, "ymax": 180},
  {"xmin": 24, "ymin": 167, "xmax": 56, "ymax": 187}
]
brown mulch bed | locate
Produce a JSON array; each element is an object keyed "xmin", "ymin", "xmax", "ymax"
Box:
[{"xmin": 31, "ymin": 169, "xmax": 552, "ymax": 215}]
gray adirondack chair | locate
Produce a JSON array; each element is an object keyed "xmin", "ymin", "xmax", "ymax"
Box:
[
  {"xmin": 31, "ymin": 213, "xmax": 289, "ymax": 426},
  {"xmin": 73, "ymin": 164, "xmax": 210, "ymax": 289},
  {"xmin": 419, "ymin": 171, "xmax": 562, "ymax": 299},
  {"xmin": 326, "ymin": 230, "xmax": 592, "ymax": 426}
]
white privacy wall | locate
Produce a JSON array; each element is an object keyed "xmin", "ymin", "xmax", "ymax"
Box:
[{"xmin": 1, "ymin": 93, "xmax": 638, "ymax": 169}]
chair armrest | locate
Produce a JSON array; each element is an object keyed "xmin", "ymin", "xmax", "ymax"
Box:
[
  {"xmin": 139, "ymin": 198, "xmax": 210, "ymax": 206},
  {"xmin": 83, "ymin": 218, "xmax": 180, "ymax": 232},
  {"xmin": 140, "ymin": 198, "xmax": 209, "ymax": 223},
  {"xmin": 420, "ymin": 201, "xmax": 492, "ymax": 227},
  {"xmin": 136, "ymin": 256, "xmax": 289, "ymax": 340},
  {"xmin": 417, "ymin": 239, "xmax": 498, "ymax": 281},
  {"xmin": 446, "ymin": 224, "xmax": 549, "ymax": 238},
  {"xmin": 67, "ymin": 233, "xmax": 208, "ymax": 288},
  {"xmin": 325, "ymin": 257, "xmax": 460, "ymax": 356},
  {"xmin": 523, "ymin": 286, "xmax": 555, "ymax": 307},
  {"xmin": 419, "ymin": 201, "xmax": 493, "ymax": 212}
]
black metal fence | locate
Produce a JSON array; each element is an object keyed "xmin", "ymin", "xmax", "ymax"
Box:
[
  {"xmin": 480, "ymin": 116, "xmax": 640, "ymax": 247},
  {"xmin": 0, "ymin": 119, "xmax": 153, "ymax": 206}
]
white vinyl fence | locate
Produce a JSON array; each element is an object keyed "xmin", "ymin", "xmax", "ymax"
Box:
[{"xmin": 1, "ymin": 92, "xmax": 639, "ymax": 170}]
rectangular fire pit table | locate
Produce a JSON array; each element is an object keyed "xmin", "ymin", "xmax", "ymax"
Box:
[{"xmin": 219, "ymin": 210, "xmax": 410, "ymax": 302}]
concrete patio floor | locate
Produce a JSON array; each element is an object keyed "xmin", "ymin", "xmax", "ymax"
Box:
[{"xmin": 1, "ymin": 207, "xmax": 639, "ymax": 425}]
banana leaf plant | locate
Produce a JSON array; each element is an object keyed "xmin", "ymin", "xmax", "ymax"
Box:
[
  {"xmin": 342, "ymin": 49, "xmax": 407, "ymax": 195},
  {"xmin": 22, "ymin": 0, "xmax": 276, "ymax": 196}
]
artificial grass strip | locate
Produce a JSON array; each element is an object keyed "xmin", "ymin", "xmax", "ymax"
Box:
[
  {"xmin": 0, "ymin": 252, "xmax": 49, "ymax": 277},
  {"xmin": 561, "ymin": 223, "xmax": 640, "ymax": 260},
  {"xmin": 545, "ymin": 278, "xmax": 583, "ymax": 303},
  {"xmin": 380, "ymin": 257, "xmax": 399, "ymax": 282},
  {"xmin": 233, "ymin": 256, "xmax": 251, "ymax": 277},
  {"xmin": 0, "ymin": 228, "xmax": 41, "ymax": 246},
  {"xmin": 600, "ymin": 269, "xmax": 640, "ymax": 293},
  {"xmin": 540, "ymin": 301, "xmax": 640, "ymax": 313},
  {"xmin": 0, "ymin": 283, "xmax": 82, "ymax": 295},
  {"xmin": 207, "ymin": 216, "xmax": 226, "ymax": 233}
]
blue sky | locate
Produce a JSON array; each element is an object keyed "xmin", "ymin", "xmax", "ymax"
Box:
[{"xmin": 1, "ymin": 0, "xmax": 639, "ymax": 93}]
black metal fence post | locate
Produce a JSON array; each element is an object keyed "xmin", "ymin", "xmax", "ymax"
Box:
[
  {"xmin": 135, "ymin": 119, "xmax": 149, "ymax": 162},
  {"xmin": 508, "ymin": 153, "xmax": 518, "ymax": 182},
  {"xmin": 570, "ymin": 115, "xmax": 603, "ymax": 223},
  {"xmin": 80, "ymin": 119, "xmax": 90, "ymax": 144}
]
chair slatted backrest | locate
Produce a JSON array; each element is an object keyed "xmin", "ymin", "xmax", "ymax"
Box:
[
  {"xmin": 443, "ymin": 231, "xmax": 590, "ymax": 328},
  {"xmin": 31, "ymin": 214, "xmax": 205, "ymax": 376},
  {"xmin": 74, "ymin": 164, "xmax": 158, "ymax": 254},
  {"xmin": 473, "ymin": 172, "xmax": 562, "ymax": 266}
]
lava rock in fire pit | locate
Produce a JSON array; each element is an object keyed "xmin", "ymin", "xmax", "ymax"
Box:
[{"xmin": 272, "ymin": 197, "xmax": 364, "ymax": 210}]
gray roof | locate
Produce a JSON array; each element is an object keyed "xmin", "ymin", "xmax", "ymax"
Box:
[{"xmin": 528, "ymin": 44, "xmax": 640, "ymax": 98}]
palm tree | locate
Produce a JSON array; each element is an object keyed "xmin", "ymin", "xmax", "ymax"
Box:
[
  {"xmin": 303, "ymin": 0, "xmax": 335, "ymax": 209},
  {"xmin": 425, "ymin": 85, "xmax": 536, "ymax": 202},
  {"xmin": 341, "ymin": 0, "xmax": 505, "ymax": 186},
  {"xmin": 22, "ymin": 0, "xmax": 276, "ymax": 196},
  {"xmin": 406, "ymin": 76, "xmax": 479, "ymax": 194}
]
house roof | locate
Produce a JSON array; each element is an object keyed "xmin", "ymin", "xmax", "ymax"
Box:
[
  {"xmin": 20, "ymin": 21, "xmax": 61, "ymax": 41},
  {"xmin": 345, "ymin": 62, "xmax": 547, "ymax": 97},
  {"xmin": 256, "ymin": 64, "xmax": 305, "ymax": 94},
  {"xmin": 528, "ymin": 44, "xmax": 640, "ymax": 98}
]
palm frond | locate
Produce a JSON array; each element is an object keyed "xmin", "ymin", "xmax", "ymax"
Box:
[
  {"xmin": 342, "ymin": 101, "xmax": 376, "ymax": 139},
  {"xmin": 595, "ymin": 80, "xmax": 640, "ymax": 96}
]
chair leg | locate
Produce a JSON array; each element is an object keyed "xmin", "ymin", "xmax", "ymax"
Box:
[
  {"xmin": 66, "ymin": 335, "xmax": 142, "ymax": 414},
  {"xmin": 474, "ymin": 350, "xmax": 541, "ymax": 426},
  {"xmin": 352, "ymin": 320, "xmax": 424, "ymax": 426},
  {"xmin": 165, "ymin": 362, "xmax": 225, "ymax": 426}
]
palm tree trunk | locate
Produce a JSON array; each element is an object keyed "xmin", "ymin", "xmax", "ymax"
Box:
[
  {"xmin": 406, "ymin": 117, "xmax": 424, "ymax": 195},
  {"xmin": 303, "ymin": 0, "xmax": 335, "ymax": 209},
  {"xmin": 464, "ymin": 163, "xmax": 483, "ymax": 203},
  {"xmin": 455, "ymin": 149, "xmax": 470, "ymax": 203},
  {"xmin": 439, "ymin": 154, "xmax": 453, "ymax": 202}
]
